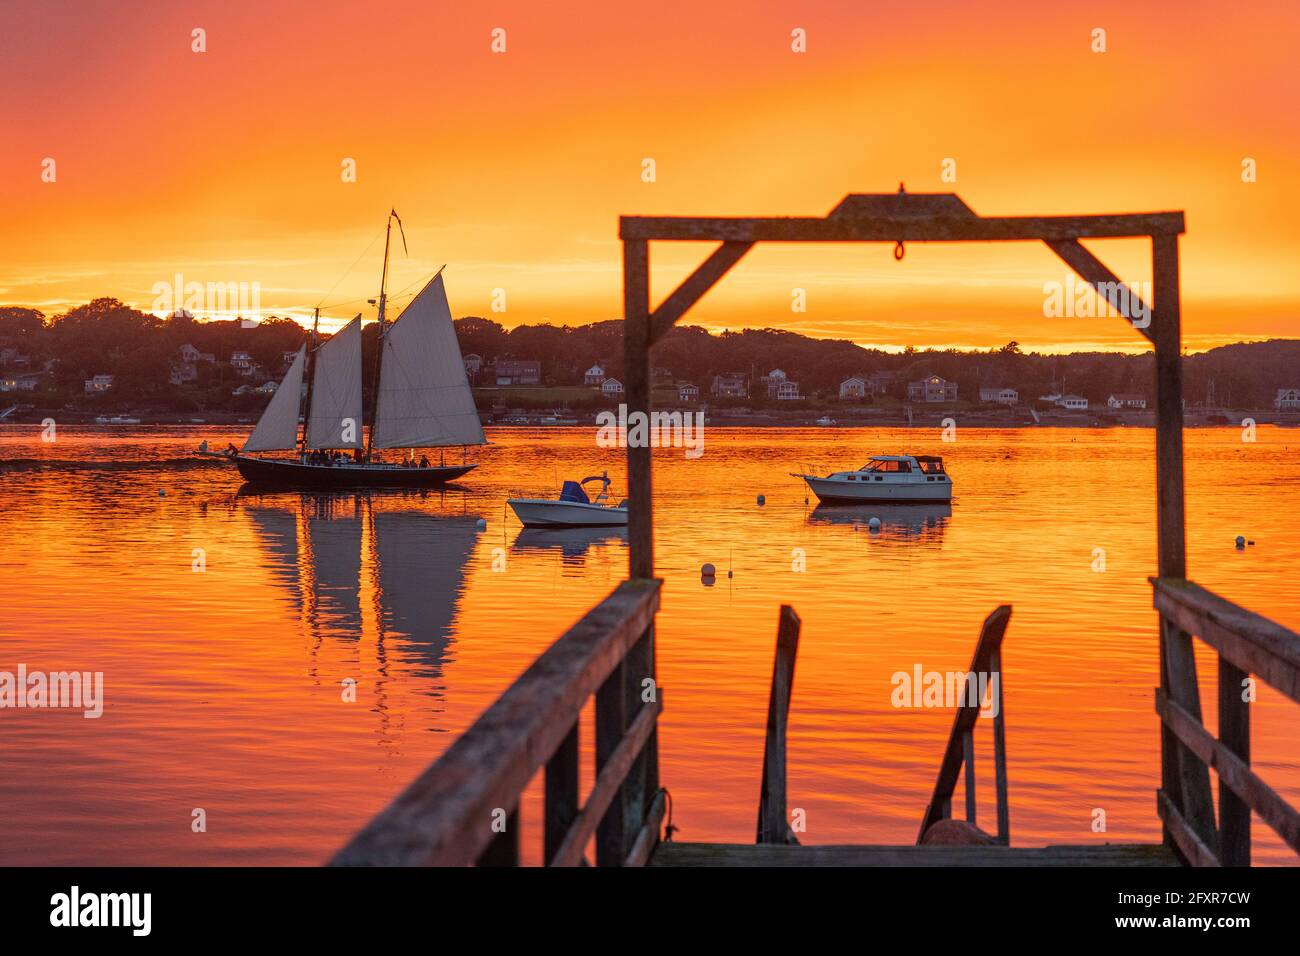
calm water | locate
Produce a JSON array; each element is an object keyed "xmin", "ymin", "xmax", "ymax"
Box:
[{"xmin": 1, "ymin": 425, "xmax": 1297, "ymax": 865}]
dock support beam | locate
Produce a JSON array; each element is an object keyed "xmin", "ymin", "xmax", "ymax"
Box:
[{"xmin": 1151, "ymin": 233, "xmax": 1217, "ymax": 861}]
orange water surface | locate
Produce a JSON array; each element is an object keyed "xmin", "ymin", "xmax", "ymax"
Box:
[{"xmin": 0, "ymin": 425, "xmax": 1296, "ymax": 865}]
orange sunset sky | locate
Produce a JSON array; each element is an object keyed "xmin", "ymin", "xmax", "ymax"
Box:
[{"xmin": 1, "ymin": 0, "xmax": 1296, "ymax": 352}]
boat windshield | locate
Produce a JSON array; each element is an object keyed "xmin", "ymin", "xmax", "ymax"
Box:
[
  {"xmin": 915, "ymin": 457, "xmax": 946, "ymax": 474},
  {"xmin": 861, "ymin": 459, "xmax": 913, "ymax": 473}
]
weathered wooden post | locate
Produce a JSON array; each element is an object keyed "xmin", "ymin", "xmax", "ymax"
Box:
[
  {"xmin": 1151, "ymin": 232, "xmax": 1217, "ymax": 861},
  {"xmin": 593, "ymin": 236, "xmax": 658, "ymax": 866},
  {"xmin": 757, "ymin": 605, "xmax": 801, "ymax": 844}
]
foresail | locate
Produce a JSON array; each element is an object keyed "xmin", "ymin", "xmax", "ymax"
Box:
[
  {"xmin": 243, "ymin": 344, "xmax": 305, "ymax": 451},
  {"xmin": 372, "ymin": 274, "xmax": 486, "ymax": 449},
  {"xmin": 306, "ymin": 316, "xmax": 363, "ymax": 449}
]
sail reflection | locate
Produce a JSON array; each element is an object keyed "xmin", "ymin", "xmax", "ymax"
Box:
[
  {"xmin": 807, "ymin": 502, "xmax": 952, "ymax": 543},
  {"xmin": 241, "ymin": 490, "xmax": 482, "ymax": 677}
]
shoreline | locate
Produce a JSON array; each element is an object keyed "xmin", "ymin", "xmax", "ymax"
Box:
[{"xmin": 2, "ymin": 408, "xmax": 1297, "ymax": 429}]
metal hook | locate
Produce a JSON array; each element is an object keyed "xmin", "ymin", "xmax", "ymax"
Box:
[{"xmin": 893, "ymin": 240, "xmax": 905, "ymax": 261}]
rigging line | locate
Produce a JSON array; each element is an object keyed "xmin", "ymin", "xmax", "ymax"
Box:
[{"xmin": 315, "ymin": 226, "xmax": 386, "ymax": 311}]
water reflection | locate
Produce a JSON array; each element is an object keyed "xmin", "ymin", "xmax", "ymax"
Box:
[
  {"xmin": 807, "ymin": 502, "xmax": 952, "ymax": 543},
  {"xmin": 511, "ymin": 526, "xmax": 628, "ymax": 565},
  {"xmin": 239, "ymin": 489, "xmax": 482, "ymax": 679}
]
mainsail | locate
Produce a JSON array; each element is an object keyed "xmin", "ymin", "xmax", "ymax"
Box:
[
  {"xmin": 372, "ymin": 274, "xmax": 486, "ymax": 449},
  {"xmin": 243, "ymin": 345, "xmax": 306, "ymax": 451},
  {"xmin": 306, "ymin": 316, "xmax": 363, "ymax": 449}
]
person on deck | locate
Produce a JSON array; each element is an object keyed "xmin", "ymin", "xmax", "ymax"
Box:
[{"xmin": 420, "ymin": 455, "xmax": 429, "ymax": 468}]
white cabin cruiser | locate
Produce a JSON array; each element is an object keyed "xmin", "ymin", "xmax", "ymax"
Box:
[
  {"xmin": 793, "ymin": 455, "xmax": 952, "ymax": 504},
  {"xmin": 507, "ymin": 473, "xmax": 629, "ymax": 528}
]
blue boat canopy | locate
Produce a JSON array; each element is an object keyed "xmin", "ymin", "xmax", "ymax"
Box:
[{"xmin": 559, "ymin": 481, "xmax": 590, "ymax": 504}]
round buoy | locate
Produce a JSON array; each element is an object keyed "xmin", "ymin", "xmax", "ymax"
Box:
[
  {"xmin": 756, "ymin": 494, "xmax": 765, "ymax": 506},
  {"xmin": 158, "ymin": 489, "xmax": 166, "ymax": 497},
  {"xmin": 868, "ymin": 517, "xmax": 882, "ymax": 532},
  {"xmin": 1235, "ymin": 535, "xmax": 1245, "ymax": 549},
  {"xmin": 701, "ymin": 563, "xmax": 716, "ymax": 578},
  {"xmin": 476, "ymin": 518, "xmax": 487, "ymax": 530}
]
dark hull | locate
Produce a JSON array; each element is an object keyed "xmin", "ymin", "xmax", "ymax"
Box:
[{"xmin": 234, "ymin": 455, "xmax": 476, "ymax": 489}]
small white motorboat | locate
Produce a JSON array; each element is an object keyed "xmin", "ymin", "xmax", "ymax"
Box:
[
  {"xmin": 792, "ymin": 455, "xmax": 952, "ymax": 504},
  {"xmin": 815, "ymin": 416, "xmax": 837, "ymax": 426},
  {"xmin": 507, "ymin": 472, "xmax": 629, "ymax": 528}
]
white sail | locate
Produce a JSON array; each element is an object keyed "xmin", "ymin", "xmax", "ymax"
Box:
[
  {"xmin": 243, "ymin": 345, "xmax": 305, "ymax": 451},
  {"xmin": 372, "ymin": 274, "xmax": 486, "ymax": 449},
  {"xmin": 306, "ymin": 316, "xmax": 363, "ymax": 449}
]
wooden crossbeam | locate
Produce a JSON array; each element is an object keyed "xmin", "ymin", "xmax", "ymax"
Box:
[
  {"xmin": 621, "ymin": 212, "xmax": 1185, "ymax": 242},
  {"xmin": 1045, "ymin": 239, "xmax": 1156, "ymax": 344},
  {"xmin": 649, "ymin": 241, "xmax": 752, "ymax": 343}
]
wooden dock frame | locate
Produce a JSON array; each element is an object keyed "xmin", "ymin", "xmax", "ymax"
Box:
[{"xmin": 332, "ymin": 189, "xmax": 1300, "ymax": 868}]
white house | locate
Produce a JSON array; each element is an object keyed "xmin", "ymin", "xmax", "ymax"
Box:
[
  {"xmin": 908, "ymin": 375, "xmax": 957, "ymax": 403},
  {"xmin": 0, "ymin": 372, "xmax": 41, "ymax": 392},
  {"xmin": 463, "ymin": 353, "xmax": 483, "ymax": 376},
  {"xmin": 84, "ymin": 373, "xmax": 115, "ymax": 393},
  {"xmin": 584, "ymin": 364, "xmax": 606, "ymax": 386},
  {"xmin": 230, "ymin": 350, "xmax": 255, "ymax": 376},
  {"xmin": 1274, "ymin": 388, "xmax": 1300, "ymax": 410},
  {"xmin": 979, "ymin": 387, "xmax": 1018, "ymax": 405},
  {"xmin": 170, "ymin": 363, "xmax": 198, "ymax": 385},
  {"xmin": 839, "ymin": 377, "xmax": 866, "ymax": 400},
  {"xmin": 775, "ymin": 380, "xmax": 801, "ymax": 400},
  {"xmin": 678, "ymin": 383, "xmax": 700, "ymax": 402},
  {"xmin": 1107, "ymin": 393, "xmax": 1147, "ymax": 410},
  {"xmin": 601, "ymin": 377, "xmax": 624, "ymax": 396},
  {"xmin": 179, "ymin": 343, "xmax": 203, "ymax": 363},
  {"xmin": 1058, "ymin": 394, "xmax": 1089, "ymax": 411}
]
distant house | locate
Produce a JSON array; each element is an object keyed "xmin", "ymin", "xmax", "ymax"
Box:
[
  {"xmin": 281, "ymin": 350, "xmax": 300, "ymax": 367},
  {"xmin": 761, "ymin": 369, "xmax": 788, "ymax": 398},
  {"xmin": 1274, "ymin": 388, "xmax": 1300, "ymax": 410},
  {"xmin": 907, "ymin": 375, "xmax": 957, "ymax": 403},
  {"xmin": 775, "ymin": 381, "xmax": 801, "ymax": 401},
  {"xmin": 1058, "ymin": 394, "xmax": 1089, "ymax": 411},
  {"xmin": 463, "ymin": 353, "xmax": 483, "ymax": 377},
  {"xmin": 866, "ymin": 370, "xmax": 895, "ymax": 395},
  {"xmin": 495, "ymin": 359, "xmax": 541, "ymax": 386},
  {"xmin": 1107, "ymin": 393, "xmax": 1146, "ymax": 410},
  {"xmin": 0, "ymin": 372, "xmax": 41, "ymax": 392},
  {"xmin": 711, "ymin": 373, "xmax": 748, "ymax": 398},
  {"xmin": 84, "ymin": 374, "xmax": 115, "ymax": 394},
  {"xmin": 230, "ymin": 350, "xmax": 255, "ymax": 376},
  {"xmin": 652, "ymin": 366, "xmax": 674, "ymax": 384},
  {"xmin": 678, "ymin": 383, "xmax": 700, "ymax": 402},
  {"xmin": 584, "ymin": 364, "xmax": 606, "ymax": 386},
  {"xmin": 979, "ymin": 387, "xmax": 1018, "ymax": 405},
  {"xmin": 178, "ymin": 343, "xmax": 202, "ymax": 363},
  {"xmin": 839, "ymin": 377, "xmax": 867, "ymax": 400},
  {"xmin": 0, "ymin": 348, "xmax": 31, "ymax": 366},
  {"xmin": 170, "ymin": 363, "xmax": 198, "ymax": 385},
  {"xmin": 601, "ymin": 377, "xmax": 624, "ymax": 397}
]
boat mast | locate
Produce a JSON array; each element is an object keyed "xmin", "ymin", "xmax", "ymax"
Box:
[
  {"xmin": 299, "ymin": 307, "xmax": 319, "ymax": 453},
  {"xmin": 365, "ymin": 211, "xmax": 397, "ymax": 459}
]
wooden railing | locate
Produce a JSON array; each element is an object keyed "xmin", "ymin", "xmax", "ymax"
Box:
[
  {"xmin": 917, "ymin": 605, "xmax": 1012, "ymax": 844},
  {"xmin": 1150, "ymin": 577, "xmax": 1300, "ymax": 866},
  {"xmin": 331, "ymin": 577, "xmax": 664, "ymax": 867}
]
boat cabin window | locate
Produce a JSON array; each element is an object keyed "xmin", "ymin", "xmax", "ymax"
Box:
[
  {"xmin": 916, "ymin": 458, "xmax": 946, "ymax": 474},
  {"xmin": 862, "ymin": 459, "xmax": 912, "ymax": 473}
]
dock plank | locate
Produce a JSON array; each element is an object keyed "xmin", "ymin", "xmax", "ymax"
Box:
[{"xmin": 650, "ymin": 842, "xmax": 1178, "ymax": 867}]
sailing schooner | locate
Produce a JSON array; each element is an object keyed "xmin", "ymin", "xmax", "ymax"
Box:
[{"xmin": 229, "ymin": 211, "xmax": 485, "ymax": 488}]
